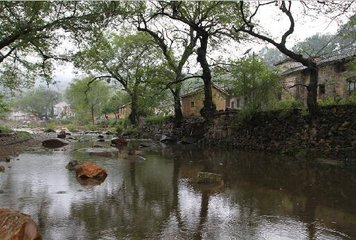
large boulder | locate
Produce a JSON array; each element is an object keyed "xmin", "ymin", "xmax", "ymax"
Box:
[
  {"xmin": 42, "ymin": 138, "xmax": 69, "ymax": 148},
  {"xmin": 0, "ymin": 208, "xmax": 42, "ymax": 240},
  {"xmin": 75, "ymin": 162, "xmax": 107, "ymax": 179}
]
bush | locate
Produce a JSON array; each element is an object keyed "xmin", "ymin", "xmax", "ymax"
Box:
[
  {"xmin": 0, "ymin": 125, "xmax": 12, "ymax": 134},
  {"xmin": 269, "ymin": 98, "xmax": 304, "ymax": 111},
  {"xmin": 235, "ymin": 107, "xmax": 257, "ymax": 123},
  {"xmin": 145, "ymin": 115, "xmax": 171, "ymax": 125},
  {"xmin": 339, "ymin": 94, "xmax": 356, "ymax": 105},
  {"xmin": 45, "ymin": 120, "xmax": 58, "ymax": 131},
  {"xmin": 15, "ymin": 131, "xmax": 31, "ymax": 138}
]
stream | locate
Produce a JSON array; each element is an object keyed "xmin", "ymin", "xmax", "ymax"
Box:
[{"xmin": 0, "ymin": 135, "xmax": 355, "ymax": 239}]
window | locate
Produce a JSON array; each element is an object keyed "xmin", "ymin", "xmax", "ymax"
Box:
[
  {"xmin": 347, "ymin": 79, "xmax": 356, "ymax": 95},
  {"xmin": 191, "ymin": 101, "xmax": 195, "ymax": 107},
  {"xmin": 318, "ymin": 84, "xmax": 325, "ymax": 95},
  {"xmin": 231, "ymin": 101, "xmax": 235, "ymax": 109}
]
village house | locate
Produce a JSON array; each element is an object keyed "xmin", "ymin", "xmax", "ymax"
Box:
[
  {"xmin": 54, "ymin": 101, "xmax": 74, "ymax": 119},
  {"xmin": 277, "ymin": 55, "xmax": 356, "ymax": 102},
  {"xmin": 117, "ymin": 103, "xmax": 131, "ymax": 120},
  {"xmin": 8, "ymin": 111, "xmax": 38, "ymax": 122},
  {"xmin": 181, "ymin": 84, "xmax": 243, "ymax": 117}
]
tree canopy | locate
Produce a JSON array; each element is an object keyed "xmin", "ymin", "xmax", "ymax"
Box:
[{"xmin": 66, "ymin": 77, "xmax": 110, "ymax": 125}]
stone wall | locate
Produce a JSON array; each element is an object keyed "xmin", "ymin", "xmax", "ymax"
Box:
[
  {"xmin": 140, "ymin": 105, "xmax": 356, "ymax": 158},
  {"xmin": 203, "ymin": 105, "xmax": 356, "ymax": 158}
]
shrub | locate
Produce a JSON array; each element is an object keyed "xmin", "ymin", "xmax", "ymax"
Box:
[
  {"xmin": 0, "ymin": 125, "xmax": 12, "ymax": 134},
  {"xmin": 269, "ymin": 98, "xmax": 304, "ymax": 111},
  {"xmin": 235, "ymin": 106, "xmax": 257, "ymax": 123},
  {"xmin": 145, "ymin": 115, "xmax": 171, "ymax": 125}
]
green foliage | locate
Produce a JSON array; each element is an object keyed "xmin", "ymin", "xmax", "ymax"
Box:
[
  {"xmin": 218, "ymin": 57, "xmax": 281, "ymax": 111},
  {"xmin": 269, "ymin": 98, "xmax": 304, "ymax": 111},
  {"xmin": 15, "ymin": 131, "xmax": 31, "ymax": 138},
  {"xmin": 145, "ymin": 115, "xmax": 171, "ymax": 125},
  {"xmin": 235, "ymin": 106, "xmax": 257, "ymax": 123},
  {"xmin": 66, "ymin": 77, "xmax": 110, "ymax": 124},
  {"xmin": 45, "ymin": 120, "xmax": 58, "ymax": 131},
  {"xmin": 123, "ymin": 128, "xmax": 140, "ymax": 138},
  {"xmin": 0, "ymin": 2, "xmax": 121, "ymax": 91},
  {"xmin": 339, "ymin": 94, "xmax": 356, "ymax": 105},
  {"xmin": 102, "ymin": 91, "xmax": 130, "ymax": 114},
  {"xmin": 0, "ymin": 95, "xmax": 9, "ymax": 116},
  {"xmin": 12, "ymin": 87, "xmax": 61, "ymax": 118},
  {"xmin": 74, "ymin": 32, "xmax": 168, "ymax": 125},
  {"xmin": 107, "ymin": 119, "xmax": 130, "ymax": 134},
  {"xmin": 0, "ymin": 125, "xmax": 12, "ymax": 134}
]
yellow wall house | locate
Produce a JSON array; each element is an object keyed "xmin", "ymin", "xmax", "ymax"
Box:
[
  {"xmin": 118, "ymin": 103, "xmax": 131, "ymax": 120},
  {"xmin": 181, "ymin": 84, "xmax": 229, "ymax": 117}
]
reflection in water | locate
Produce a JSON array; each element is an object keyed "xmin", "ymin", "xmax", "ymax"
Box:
[{"xmin": 0, "ymin": 139, "xmax": 355, "ymax": 239}]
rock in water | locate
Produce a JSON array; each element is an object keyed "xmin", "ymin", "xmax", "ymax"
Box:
[
  {"xmin": 57, "ymin": 130, "xmax": 66, "ymax": 139},
  {"xmin": 42, "ymin": 139, "xmax": 69, "ymax": 148},
  {"xmin": 196, "ymin": 172, "xmax": 222, "ymax": 184},
  {"xmin": 66, "ymin": 160, "xmax": 79, "ymax": 171},
  {"xmin": 160, "ymin": 134, "xmax": 177, "ymax": 144},
  {"xmin": 75, "ymin": 162, "xmax": 107, "ymax": 179},
  {"xmin": 0, "ymin": 208, "xmax": 42, "ymax": 240}
]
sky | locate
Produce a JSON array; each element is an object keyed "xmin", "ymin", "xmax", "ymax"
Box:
[{"xmin": 49, "ymin": 1, "xmax": 351, "ymax": 91}]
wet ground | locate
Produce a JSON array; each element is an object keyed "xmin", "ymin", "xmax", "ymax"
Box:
[{"xmin": 0, "ymin": 134, "xmax": 355, "ymax": 239}]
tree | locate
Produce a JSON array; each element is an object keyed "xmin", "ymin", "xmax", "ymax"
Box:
[
  {"xmin": 127, "ymin": 2, "xmax": 200, "ymax": 126},
  {"xmin": 235, "ymin": 1, "xmax": 355, "ymax": 116},
  {"xmin": 13, "ymin": 87, "xmax": 61, "ymax": 119},
  {"xmin": 74, "ymin": 32, "xmax": 166, "ymax": 125},
  {"xmin": 0, "ymin": 95, "xmax": 9, "ymax": 117},
  {"xmin": 156, "ymin": 1, "xmax": 244, "ymax": 120},
  {"xmin": 220, "ymin": 57, "xmax": 280, "ymax": 111},
  {"xmin": 0, "ymin": 1, "xmax": 121, "ymax": 90},
  {"xmin": 102, "ymin": 91, "xmax": 130, "ymax": 117},
  {"xmin": 293, "ymin": 15, "xmax": 356, "ymax": 58},
  {"xmin": 66, "ymin": 77, "xmax": 110, "ymax": 125}
]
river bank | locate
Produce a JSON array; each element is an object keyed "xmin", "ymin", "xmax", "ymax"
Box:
[
  {"xmin": 0, "ymin": 132, "xmax": 49, "ymax": 162},
  {"xmin": 140, "ymin": 104, "xmax": 356, "ymax": 160}
]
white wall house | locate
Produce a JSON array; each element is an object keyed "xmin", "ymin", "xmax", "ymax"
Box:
[{"xmin": 54, "ymin": 102, "xmax": 74, "ymax": 118}]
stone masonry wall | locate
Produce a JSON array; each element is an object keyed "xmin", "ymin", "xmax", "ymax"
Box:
[{"xmin": 140, "ymin": 105, "xmax": 356, "ymax": 158}]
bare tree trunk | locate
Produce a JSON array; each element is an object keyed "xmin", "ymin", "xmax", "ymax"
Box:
[
  {"xmin": 91, "ymin": 104, "xmax": 95, "ymax": 125},
  {"xmin": 129, "ymin": 93, "xmax": 138, "ymax": 125},
  {"xmin": 196, "ymin": 35, "xmax": 215, "ymax": 120},
  {"xmin": 172, "ymin": 85, "xmax": 183, "ymax": 127},
  {"xmin": 307, "ymin": 66, "xmax": 319, "ymax": 116}
]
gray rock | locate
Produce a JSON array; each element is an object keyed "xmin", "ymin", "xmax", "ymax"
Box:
[
  {"xmin": 160, "ymin": 134, "xmax": 177, "ymax": 144},
  {"xmin": 66, "ymin": 160, "xmax": 79, "ymax": 171}
]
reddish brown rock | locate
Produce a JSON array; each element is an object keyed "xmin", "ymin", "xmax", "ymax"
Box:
[
  {"xmin": 0, "ymin": 208, "xmax": 42, "ymax": 240},
  {"xmin": 75, "ymin": 162, "xmax": 107, "ymax": 179}
]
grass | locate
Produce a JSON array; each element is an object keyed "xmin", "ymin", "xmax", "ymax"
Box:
[{"xmin": 0, "ymin": 125, "xmax": 12, "ymax": 134}]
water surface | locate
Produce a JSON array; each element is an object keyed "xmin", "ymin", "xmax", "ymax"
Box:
[{"xmin": 0, "ymin": 137, "xmax": 355, "ymax": 239}]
